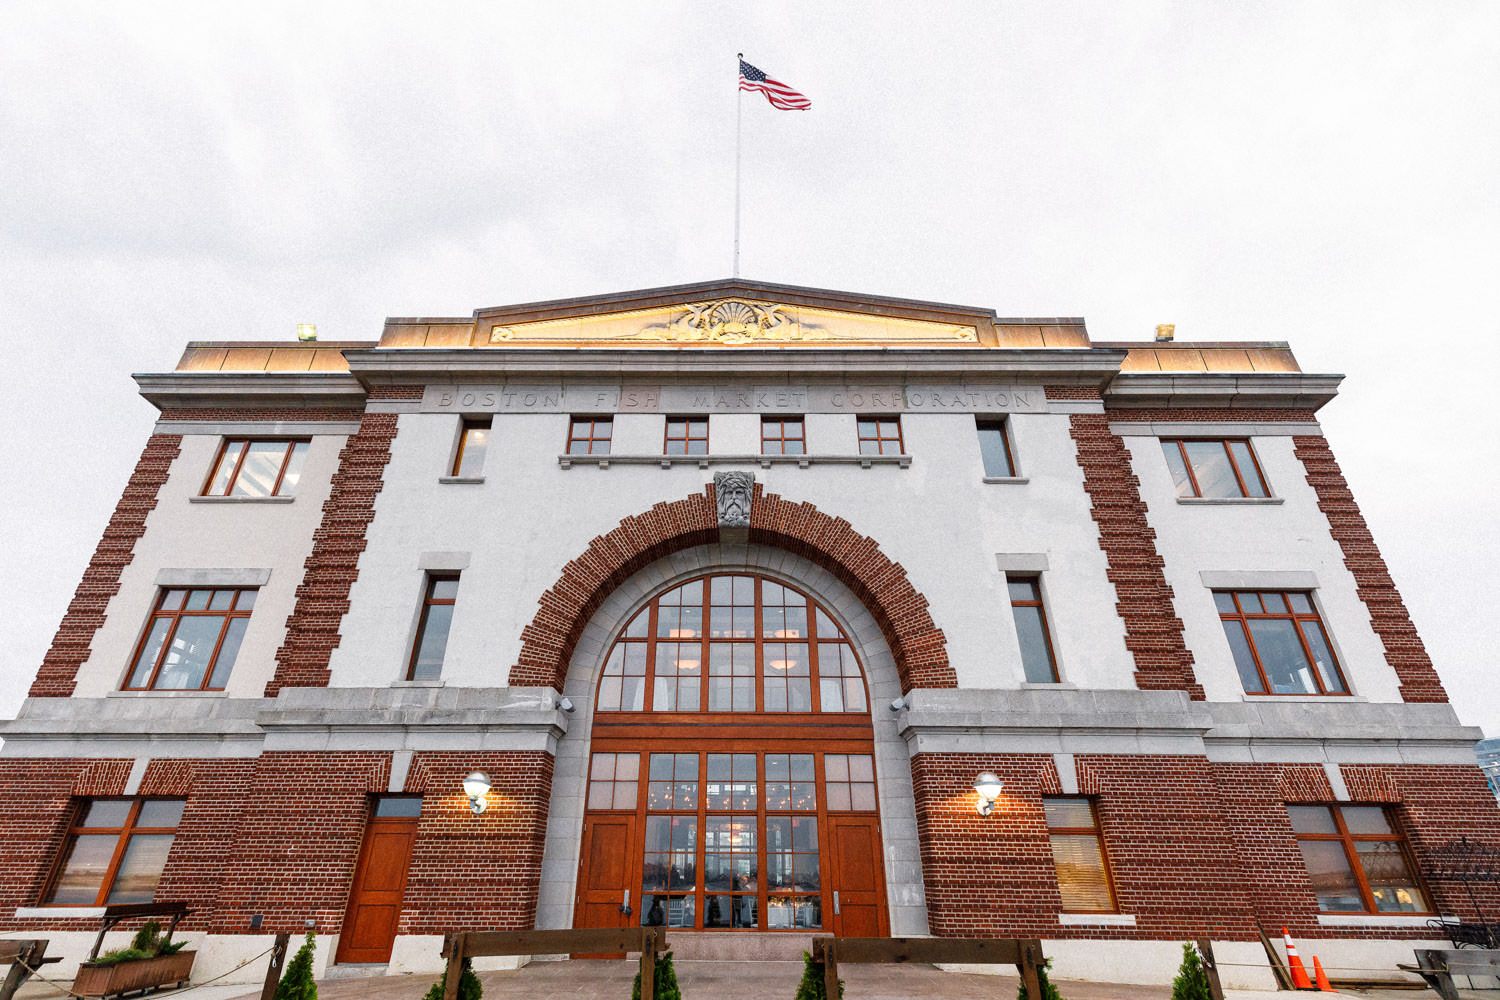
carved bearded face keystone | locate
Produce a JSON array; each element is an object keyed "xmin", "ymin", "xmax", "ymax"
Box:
[{"xmin": 714, "ymin": 471, "xmax": 754, "ymax": 528}]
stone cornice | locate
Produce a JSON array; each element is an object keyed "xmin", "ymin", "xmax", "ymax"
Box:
[
  {"xmin": 134, "ymin": 372, "xmax": 367, "ymax": 410},
  {"xmin": 1104, "ymin": 372, "xmax": 1343, "ymax": 410}
]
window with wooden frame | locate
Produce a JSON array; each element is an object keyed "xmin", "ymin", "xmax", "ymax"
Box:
[
  {"xmin": 665, "ymin": 417, "xmax": 709, "ymax": 455},
  {"xmin": 596, "ymin": 575, "xmax": 868, "ymax": 716},
  {"xmin": 407, "ymin": 575, "xmax": 459, "ymax": 681},
  {"xmin": 1043, "ymin": 798, "xmax": 1116, "ymax": 912},
  {"xmin": 45, "ymin": 798, "xmax": 185, "ymax": 905},
  {"xmin": 123, "ymin": 588, "xmax": 256, "ymax": 691},
  {"xmin": 1287, "ymin": 804, "xmax": 1429, "ymax": 913},
  {"xmin": 976, "ymin": 419, "xmax": 1015, "ymax": 478},
  {"xmin": 1159, "ymin": 438, "xmax": 1268, "ymax": 499},
  {"xmin": 202, "ymin": 439, "xmax": 310, "ymax": 498},
  {"xmin": 1006, "ymin": 577, "xmax": 1058, "ymax": 683},
  {"xmin": 450, "ymin": 419, "xmax": 491, "ymax": 477},
  {"xmin": 761, "ymin": 417, "xmax": 805, "ymax": 456},
  {"xmin": 566, "ymin": 417, "xmax": 612, "ymax": 455},
  {"xmin": 856, "ymin": 417, "xmax": 903, "ymax": 456},
  {"xmin": 1215, "ymin": 590, "xmax": 1347, "ymax": 695}
]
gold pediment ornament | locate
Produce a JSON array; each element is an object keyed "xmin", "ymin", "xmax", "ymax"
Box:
[{"xmin": 486, "ymin": 298, "xmax": 978, "ymax": 345}]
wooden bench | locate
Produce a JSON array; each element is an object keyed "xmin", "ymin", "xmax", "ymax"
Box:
[
  {"xmin": 1398, "ymin": 948, "xmax": 1500, "ymax": 1000},
  {"xmin": 811, "ymin": 936, "xmax": 1046, "ymax": 998},
  {"xmin": 1, "ymin": 939, "xmax": 61, "ymax": 1000},
  {"xmin": 441, "ymin": 928, "xmax": 667, "ymax": 1000}
]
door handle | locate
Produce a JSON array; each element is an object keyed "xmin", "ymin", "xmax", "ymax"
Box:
[
  {"xmin": 619, "ymin": 889, "xmax": 632, "ymax": 916},
  {"xmin": 833, "ymin": 890, "xmax": 840, "ymax": 915}
]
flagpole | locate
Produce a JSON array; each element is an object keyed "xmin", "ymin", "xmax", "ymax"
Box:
[{"xmin": 733, "ymin": 52, "xmax": 743, "ymax": 279}]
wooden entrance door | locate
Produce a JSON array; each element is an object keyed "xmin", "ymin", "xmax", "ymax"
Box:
[
  {"xmin": 336, "ymin": 815, "xmax": 418, "ymax": 964},
  {"xmin": 828, "ymin": 815, "xmax": 888, "ymax": 937},
  {"xmin": 573, "ymin": 816, "xmax": 636, "ymax": 958}
]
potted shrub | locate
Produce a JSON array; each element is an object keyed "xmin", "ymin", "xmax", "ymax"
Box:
[{"xmin": 74, "ymin": 921, "xmax": 195, "ymax": 998}]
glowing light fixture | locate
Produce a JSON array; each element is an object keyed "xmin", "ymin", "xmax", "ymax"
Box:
[
  {"xmin": 462, "ymin": 771, "xmax": 491, "ymax": 814},
  {"xmin": 973, "ymin": 771, "xmax": 1004, "ymax": 817},
  {"xmin": 296, "ymin": 323, "xmax": 317, "ymax": 342}
]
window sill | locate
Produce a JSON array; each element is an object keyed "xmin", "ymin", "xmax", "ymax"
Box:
[
  {"xmin": 558, "ymin": 454, "xmax": 911, "ymax": 470},
  {"xmin": 189, "ymin": 495, "xmax": 295, "ymax": 504},
  {"xmin": 1242, "ymin": 694, "xmax": 1365, "ymax": 703},
  {"xmin": 1021, "ymin": 681, "xmax": 1076, "ymax": 690},
  {"xmin": 107, "ymin": 690, "xmax": 229, "ymax": 698},
  {"xmin": 391, "ymin": 679, "xmax": 445, "ymax": 688},
  {"xmin": 1058, "ymin": 912, "xmax": 1135, "ymax": 926},
  {"xmin": 1316, "ymin": 913, "xmax": 1435, "ymax": 928},
  {"xmin": 14, "ymin": 906, "xmax": 107, "ymax": 919},
  {"xmin": 438, "ymin": 476, "xmax": 485, "ymax": 485},
  {"xmin": 982, "ymin": 476, "xmax": 1029, "ymax": 485},
  {"xmin": 1176, "ymin": 496, "xmax": 1284, "ymax": 506}
]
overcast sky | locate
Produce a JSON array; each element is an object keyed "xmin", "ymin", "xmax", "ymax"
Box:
[{"xmin": 2, "ymin": 2, "xmax": 1496, "ymax": 735}]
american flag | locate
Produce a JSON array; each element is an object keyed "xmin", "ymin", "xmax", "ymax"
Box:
[{"xmin": 738, "ymin": 58, "xmax": 812, "ymax": 110}]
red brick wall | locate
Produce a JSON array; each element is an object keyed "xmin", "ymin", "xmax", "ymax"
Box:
[
  {"xmin": 213, "ymin": 752, "xmax": 391, "ymax": 933},
  {"xmin": 508, "ymin": 481, "xmax": 956, "ymax": 693},
  {"xmin": 1104, "ymin": 407, "xmax": 1321, "ymax": 424},
  {"xmin": 1064, "ymin": 411, "xmax": 1204, "ymax": 698},
  {"xmin": 266, "ymin": 413, "xmax": 399, "ymax": 695},
  {"xmin": 30, "ymin": 435, "xmax": 182, "ymax": 698},
  {"xmin": 911, "ymin": 752, "xmax": 1257, "ymax": 939},
  {"xmin": 1293, "ymin": 435, "xmax": 1447, "ymax": 702},
  {"xmin": 0, "ymin": 759, "xmax": 130, "ymax": 932},
  {"xmin": 399, "ymin": 752, "xmax": 554, "ymax": 933},
  {"xmin": 146, "ymin": 759, "xmax": 257, "ymax": 930}
]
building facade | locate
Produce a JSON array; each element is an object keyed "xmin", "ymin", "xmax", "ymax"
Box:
[{"xmin": 2, "ymin": 279, "xmax": 1495, "ymax": 987}]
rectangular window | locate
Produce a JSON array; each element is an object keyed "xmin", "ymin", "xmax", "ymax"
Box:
[
  {"xmin": 761, "ymin": 417, "xmax": 805, "ymax": 456},
  {"xmin": 124, "ymin": 588, "xmax": 255, "ymax": 691},
  {"xmin": 1043, "ymin": 798, "xmax": 1115, "ymax": 912},
  {"xmin": 1160, "ymin": 439, "xmax": 1268, "ymax": 498},
  {"xmin": 450, "ymin": 419, "xmax": 491, "ymax": 477},
  {"xmin": 407, "ymin": 575, "xmax": 459, "ymax": 681},
  {"xmin": 665, "ymin": 417, "xmax": 709, "ymax": 455},
  {"xmin": 1216, "ymin": 590, "xmax": 1347, "ymax": 695},
  {"xmin": 856, "ymin": 417, "xmax": 903, "ymax": 456},
  {"xmin": 203, "ymin": 439, "xmax": 309, "ymax": 498},
  {"xmin": 567, "ymin": 417, "xmax": 612, "ymax": 455},
  {"xmin": 1288, "ymin": 804, "xmax": 1429, "ymax": 913},
  {"xmin": 977, "ymin": 419, "xmax": 1015, "ymax": 477},
  {"xmin": 1007, "ymin": 577, "xmax": 1058, "ymax": 683},
  {"xmin": 47, "ymin": 798, "xmax": 184, "ymax": 905}
]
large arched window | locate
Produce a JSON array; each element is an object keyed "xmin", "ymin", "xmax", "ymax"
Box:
[
  {"xmin": 578, "ymin": 574, "xmax": 887, "ymax": 936},
  {"xmin": 595, "ymin": 575, "xmax": 868, "ymax": 715}
]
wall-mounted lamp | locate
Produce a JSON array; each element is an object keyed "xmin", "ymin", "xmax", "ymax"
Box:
[
  {"xmin": 973, "ymin": 771, "xmax": 1004, "ymax": 817},
  {"xmin": 556, "ymin": 696, "xmax": 575, "ymax": 713},
  {"xmin": 888, "ymin": 696, "xmax": 906, "ymax": 713},
  {"xmin": 296, "ymin": 323, "xmax": 317, "ymax": 342},
  {"xmin": 462, "ymin": 771, "xmax": 491, "ymax": 814}
]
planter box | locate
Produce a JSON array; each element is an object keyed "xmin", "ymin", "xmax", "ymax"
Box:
[{"xmin": 74, "ymin": 951, "xmax": 196, "ymax": 998}]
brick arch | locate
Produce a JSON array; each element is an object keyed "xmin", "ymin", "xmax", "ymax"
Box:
[{"xmin": 508, "ymin": 481, "xmax": 955, "ymax": 693}]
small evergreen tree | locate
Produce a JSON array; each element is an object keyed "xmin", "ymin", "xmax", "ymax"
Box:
[
  {"xmin": 422, "ymin": 957, "xmax": 482, "ymax": 1000},
  {"xmin": 793, "ymin": 949, "xmax": 843, "ymax": 1000},
  {"xmin": 274, "ymin": 933, "xmax": 318, "ymax": 1000},
  {"xmin": 1016, "ymin": 957, "xmax": 1064, "ymax": 1000},
  {"xmin": 630, "ymin": 950, "xmax": 681, "ymax": 1000},
  {"xmin": 1171, "ymin": 943, "xmax": 1213, "ymax": 1000}
]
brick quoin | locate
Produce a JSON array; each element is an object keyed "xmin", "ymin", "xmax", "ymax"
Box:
[
  {"xmin": 1055, "ymin": 387, "xmax": 1203, "ymax": 698},
  {"xmin": 30, "ymin": 434, "xmax": 182, "ymax": 698},
  {"xmin": 1293, "ymin": 435, "xmax": 1448, "ymax": 703},
  {"xmin": 507, "ymin": 481, "xmax": 956, "ymax": 693},
  {"xmin": 266, "ymin": 412, "xmax": 398, "ymax": 695}
]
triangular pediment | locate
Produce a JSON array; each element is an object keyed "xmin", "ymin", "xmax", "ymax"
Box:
[{"xmin": 381, "ymin": 279, "xmax": 1018, "ymax": 349}]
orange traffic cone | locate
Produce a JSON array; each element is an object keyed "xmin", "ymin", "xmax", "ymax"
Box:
[
  {"xmin": 1282, "ymin": 927, "xmax": 1314, "ymax": 990},
  {"xmin": 1313, "ymin": 956, "xmax": 1335, "ymax": 992}
]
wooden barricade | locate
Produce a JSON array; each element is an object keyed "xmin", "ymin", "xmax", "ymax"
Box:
[
  {"xmin": 811, "ymin": 936, "xmax": 1046, "ymax": 999},
  {"xmin": 441, "ymin": 929, "xmax": 667, "ymax": 1000},
  {"xmin": 258, "ymin": 933, "xmax": 291, "ymax": 1000},
  {"xmin": 1193, "ymin": 939, "xmax": 1225, "ymax": 1000},
  {"xmin": 1, "ymin": 939, "xmax": 60, "ymax": 1000}
]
